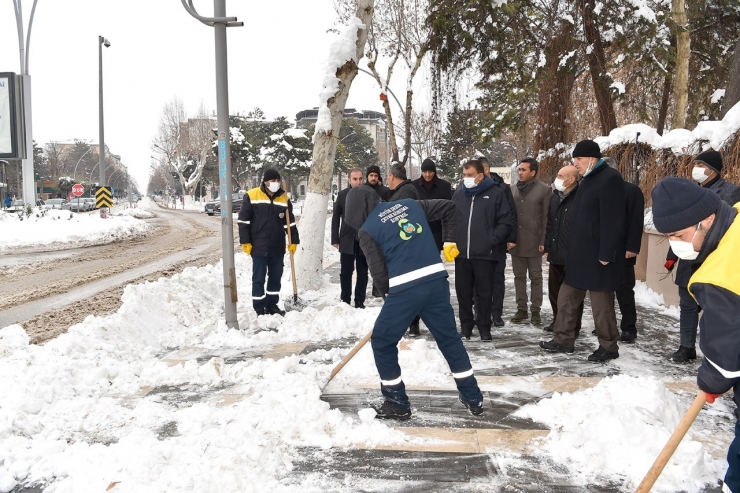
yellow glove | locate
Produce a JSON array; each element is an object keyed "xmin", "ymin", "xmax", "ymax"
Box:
[
  {"xmin": 443, "ymin": 242, "xmax": 459, "ymax": 262},
  {"xmin": 241, "ymin": 243, "xmax": 252, "ymax": 255},
  {"xmin": 288, "ymin": 243, "xmax": 297, "ymax": 254}
]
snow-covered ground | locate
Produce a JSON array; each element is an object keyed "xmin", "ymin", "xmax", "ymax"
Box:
[
  {"xmin": 0, "ymin": 216, "xmax": 730, "ymax": 492},
  {"xmin": 0, "ymin": 207, "xmax": 151, "ymax": 251}
]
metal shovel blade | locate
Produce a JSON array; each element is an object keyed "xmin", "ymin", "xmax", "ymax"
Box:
[{"xmin": 285, "ymin": 295, "xmax": 307, "ymax": 312}]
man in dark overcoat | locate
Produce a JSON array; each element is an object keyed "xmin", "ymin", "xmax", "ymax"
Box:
[{"xmin": 540, "ymin": 140, "xmax": 626, "ymax": 362}]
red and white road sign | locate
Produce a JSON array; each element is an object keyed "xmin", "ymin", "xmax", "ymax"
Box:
[{"xmin": 72, "ymin": 184, "xmax": 85, "ymax": 196}]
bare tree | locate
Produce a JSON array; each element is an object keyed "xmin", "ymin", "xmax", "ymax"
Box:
[
  {"xmin": 296, "ymin": 0, "xmax": 375, "ymax": 290},
  {"xmin": 671, "ymin": 0, "xmax": 690, "ymax": 128},
  {"xmin": 722, "ymin": 35, "xmax": 740, "ymax": 118}
]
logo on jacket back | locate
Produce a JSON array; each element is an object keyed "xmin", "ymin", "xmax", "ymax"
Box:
[{"xmin": 398, "ymin": 218, "xmax": 423, "ymax": 240}]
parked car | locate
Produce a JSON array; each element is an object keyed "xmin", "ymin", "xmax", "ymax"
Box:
[
  {"xmin": 45, "ymin": 198, "xmax": 71, "ymax": 210},
  {"xmin": 205, "ymin": 193, "xmax": 244, "ymax": 216},
  {"xmin": 69, "ymin": 197, "xmax": 95, "ymax": 212}
]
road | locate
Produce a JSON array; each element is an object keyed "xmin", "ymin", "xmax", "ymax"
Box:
[{"xmin": 0, "ymin": 205, "xmax": 232, "ymax": 344}]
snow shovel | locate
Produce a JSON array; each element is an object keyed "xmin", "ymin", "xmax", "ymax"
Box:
[
  {"xmin": 319, "ymin": 330, "xmax": 373, "ymax": 392},
  {"xmin": 635, "ymin": 391, "xmax": 708, "ymax": 493},
  {"xmin": 284, "ymin": 201, "xmax": 306, "ymax": 312}
]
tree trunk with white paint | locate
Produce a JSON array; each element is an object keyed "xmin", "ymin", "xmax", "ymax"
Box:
[{"xmin": 295, "ymin": 0, "xmax": 375, "ymax": 290}]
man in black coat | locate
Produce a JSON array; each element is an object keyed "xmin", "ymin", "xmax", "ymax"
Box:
[
  {"xmin": 480, "ymin": 157, "xmax": 518, "ymax": 327},
  {"xmin": 540, "ymin": 140, "xmax": 626, "ymax": 362},
  {"xmin": 604, "ymin": 157, "xmax": 645, "ymax": 343},
  {"xmin": 365, "ymin": 165, "xmax": 391, "ymax": 201},
  {"xmin": 453, "ymin": 159, "xmax": 512, "ymax": 341},
  {"xmin": 543, "ymin": 165, "xmax": 583, "ymax": 334},
  {"xmin": 331, "ymin": 167, "xmax": 368, "ymax": 309},
  {"xmin": 388, "ymin": 162, "xmax": 421, "ymax": 201},
  {"xmin": 413, "ymin": 158, "xmax": 453, "ymax": 251}
]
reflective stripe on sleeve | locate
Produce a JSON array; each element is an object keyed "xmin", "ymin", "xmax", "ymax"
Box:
[
  {"xmin": 452, "ymin": 369, "xmax": 474, "ymax": 379},
  {"xmin": 706, "ymin": 356, "xmax": 740, "ymax": 379}
]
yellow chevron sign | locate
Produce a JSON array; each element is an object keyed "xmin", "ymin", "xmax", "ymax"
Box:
[{"xmin": 95, "ymin": 186, "xmax": 113, "ymax": 209}]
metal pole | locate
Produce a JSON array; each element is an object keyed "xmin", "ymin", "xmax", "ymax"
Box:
[
  {"xmin": 98, "ymin": 36, "xmax": 107, "ymax": 187},
  {"xmin": 214, "ymin": 0, "xmax": 238, "ymax": 329}
]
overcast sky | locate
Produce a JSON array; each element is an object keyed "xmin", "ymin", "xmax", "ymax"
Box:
[{"xmin": 0, "ymin": 0, "xmax": 420, "ymax": 190}]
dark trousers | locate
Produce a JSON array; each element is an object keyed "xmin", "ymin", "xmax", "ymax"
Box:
[
  {"xmin": 548, "ymin": 264, "xmax": 583, "ymax": 331},
  {"xmin": 491, "ymin": 256, "xmax": 506, "ymax": 318},
  {"xmin": 371, "ymin": 277, "xmax": 483, "ymax": 409},
  {"xmin": 725, "ymin": 420, "xmax": 740, "ymax": 492},
  {"xmin": 615, "ymin": 264, "xmax": 637, "ymax": 332},
  {"xmin": 553, "ymin": 283, "xmax": 619, "ymax": 352},
  {"xmin": 252, "ymin": 255, "xmax": 284, "ymax": 312},
  {"xmin": 678, "ymin": 285, "xmax": 701, "ymax": 348},
  {"xmin": 340, "ymin": 243, "xmax": 368, "ymax": 306},
  {"xmin": 455, "ymin": 258, "xmax": 495, "ymax": 333}
]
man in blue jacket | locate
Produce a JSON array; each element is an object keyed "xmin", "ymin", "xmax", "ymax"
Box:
[
  {"xmin": 452, "ymin": 159, "xmax": 511, "ymax": 340},
  {"xmin": 651, "ymin": 177, "xmax": 740, "ymax": 493},
  {"xmin": 345, "ymin": 185, "xmax": 485, "ymax": 420}
]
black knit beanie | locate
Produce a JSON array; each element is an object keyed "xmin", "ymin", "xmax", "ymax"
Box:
[
  {"xmin": 366, "ymin": 165, "xmax": 381, "ymax": 178},
  {"xmin": 651, "ymin": 177, "xmax": 721, "ymax": 233},
  {"xmin": 572, "ymin": 140, "xmax": 602, "ymax": 159},
  {"xmin": 263, "ymin": 168, "xmax": 280, "ymax": 182},
  {"xmin": 695, "ymin": 150, "xmax": 723, "ymax": 175},
  {"xmin": 421, "ymin": 158, "xmax": 436, "ymax": 173}
]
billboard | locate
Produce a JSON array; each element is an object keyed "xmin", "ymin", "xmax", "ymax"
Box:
[{"xmin": 0, "ymin": 73, "xmax": 21, "ymax": 159}]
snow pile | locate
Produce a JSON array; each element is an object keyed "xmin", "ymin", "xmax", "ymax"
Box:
[
  {"xmin": 594, "ymin": 101, "xmax": 740, "ymax": 153},
  {"xmin": 0, "ymin": 209, "xmax": 151, "ymax": 250},
  {"xmin": 634, "ymin": 280, "xmax": 680, "ymax": 318},
  {"xmin": 113, "ymin": 208, "xmax": 155, "ymax": 219},
  {"xmin": 314, "ymin": 17, "xmax": 366, "ymax": 138},
  {"xmin": 516, "ymin": 375, "xmax": 722, "ymax": 492}
]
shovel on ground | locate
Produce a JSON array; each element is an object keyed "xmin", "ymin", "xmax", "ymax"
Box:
[
  {"xmin": 284, "ymin": 200, "xmax": 306, "ymax": 312},
  {"xmin": 318, "ymin": 330, "xmax": 373, "ymax": 392}
]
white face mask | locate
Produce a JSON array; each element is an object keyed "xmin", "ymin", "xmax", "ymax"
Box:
[
  {"xmin": 692, "ymin": 167, "xmax": 708, "ymax": 184},
  {"xmin": 553, "ymin": 178, "xmax": 567, "ymax": 192},
  {"xmin": 582, "ymin": 159, "xmax": 597, "ymax": 177},
  {"xmin": 266, "ymin": 182, "xmax": 280, "ymax": 193},
  {"xmin": 668, "ymin": 224, "xmax": 701, "ymax": 260},
  {"xmin": 463, "ymin": 177, "xmax": 477, "ymax": 189}
]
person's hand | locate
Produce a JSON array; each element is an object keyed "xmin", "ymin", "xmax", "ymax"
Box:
[
  {"xmin": 288, "ymin": 243, "xmax": 297, "ymax": 254},
  {"xmin": 241, "ymin": 243, "xmax": 252, "ymax": 255},
  {"xmin": 538, "ymin": 245, "xmax": 544, "ymax": 253},
  {"xmin": 664, "ymin": 259, "xmax": 676, "ymax": 272},
  {"xmin": 507, "ymin": 242, "xmax": 516, "ymax": 250},
  {"xmin": 332, "ymin": 243, "xmax": 339, "ymax": 249},
  {"xmin": 443, "ymin": 242, "xmax": 460, "ymax": 262},
  {"xmin": 704, "ymin": 391, "xmax": 723, "ymax": 404},
  {"xmin": 626, "ymin": 251, "xmax": 637, "ymax": 259},
  {"xmin": 599, "ymin": 260, "xmax": 609, "ymax": 266},
  {"xmin": 543, "ymin": 253, "xmax": 548, "ymax": 260}
]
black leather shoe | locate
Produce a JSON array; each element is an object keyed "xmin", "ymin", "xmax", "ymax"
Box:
[
  {"xmin": 355, "ymin": 302, "xmax": 365, "ymax": 309},
  {"xmin": 619, "ymin": 330, "xmax": 637, "ymax": 343},
  {"xmin": 493, "ymin": 316, "xmax": 505, "ymax": 327},
  {"xmin": 408, "ymin": 322, "xmax": 421, "ymax": 337},
  {"xmin": 374, "ymin": 400, "xmax": 412, "ymax": 420},
  {"xmin": 459, "ymin": 394, "xmax": 484, "ymax": 416},
  {"xmin": 671, "ymin": 346, "xmax": 697, "ymax": 363},
  {"xmin": 265, "ymin": 305, "xmax": 286, "ymax": 316},
  {"xmin": 460, "ymin": 328, "xmax": 472, "ymax": 341},
  {"xmin": 544, "ymin": 322, "xmax": 554, "ymax": 332},
  {"xmin": 480, "ymin": 329, "xmax": 493, "ymax": 342},
  {"xmin": 588, "ymin": 346, "xmax": 619, "ymax": 362},
  {"xmin": 539, "ymin": 340, "xmax": 574, "ymax": 353}
]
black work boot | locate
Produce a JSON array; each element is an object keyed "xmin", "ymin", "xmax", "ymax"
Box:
[
  {"xmin": 539, "ymin": 339, "xmax": 574, "ymax": 354},
  {"xmin": 265, "ymin": 305, "xmax": 286, "ymax": 316},
  {"xmin": 460, "ymin": 327, "xmax": 472, "ymax": 341},
  {"xmin": 493, "ymin": 316, "xmax": 505, "ymax": 327},
  {"xmin": 510, "ymin": 309, "xmax": 528, "ymax": 323},
  {"xmin": 459, "ymin": 394, "xmax": 484, "ymax": 416},
  {"xmin": 480, "ymin": 328, "xmax": 493, "ymax": 342},
  {"xmin": 619, "ymin": 329, "xmax": 637, "ymax": 343},
  {"xmin": 671, "ymin": 346, "xmax": 697, "ymax": 363},
  {"xmin": 544, "ymin": 322, "xmax": 554, "ymax": 332},
  {"xmin": 588, "ymin": 346, "xmax": 619, "ymax": 362},
  {"xmin": 408, "ymin": 321, "xmax": 421, "ymax": 337},
  {"xmin": 374, "ymin": 400, "xmax": 412, "ymax": 421}
]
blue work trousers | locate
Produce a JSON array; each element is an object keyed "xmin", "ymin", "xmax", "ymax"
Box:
[
  {"xmin": 252, "ymin": 254, "xmax": 284, "ymax": 312},
  {"xmin": 371, "ymin": 277, "xmax": 483, "ymax": 409}
]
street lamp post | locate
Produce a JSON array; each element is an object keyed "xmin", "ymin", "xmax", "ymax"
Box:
[
  {"xmin": 72, "ymin": 147, "xmax": 93, "ymax": 182},
  {"xmin": 99, "ymin": 36, "xmax": 110, "ymax": 188}
]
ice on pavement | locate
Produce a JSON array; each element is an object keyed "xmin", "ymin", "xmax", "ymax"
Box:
[{"xmin": 0, "ymin": 217, "xmax": 728, "ymax": 492}]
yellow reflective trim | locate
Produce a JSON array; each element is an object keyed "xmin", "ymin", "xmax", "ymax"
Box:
[{"xmin": 689, "ymin": 204, "xmax": 740, "ymax": 298}]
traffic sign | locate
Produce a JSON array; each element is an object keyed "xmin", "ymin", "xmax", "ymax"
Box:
[
  {"xmin": 95, "ymin": 186, "xmax": 113, "ymax": 209},
  {"xmin": 72, "ymin": 183, "xmax": 85, "ymax": 197}
]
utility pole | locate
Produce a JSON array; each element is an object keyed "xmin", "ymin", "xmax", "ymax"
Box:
[
  {"xmin": 13, "ymin": 0, "xmax": 40, "ymax": 205},
  {"xmin": 181, "ymin": 0, "xmax": 243, "ymax": 330}
]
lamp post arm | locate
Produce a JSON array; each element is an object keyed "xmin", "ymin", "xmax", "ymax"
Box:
[
  {"xmin": 181, "ymin": 0, "xmax": 242, "ymax": 26},
  {"xmin": 25, "ymin": 0, "xmax": 39, "ymax": 74},
  {"xmin": 12, "ymin": 0, "xmax": 25, "ymax": 72}
]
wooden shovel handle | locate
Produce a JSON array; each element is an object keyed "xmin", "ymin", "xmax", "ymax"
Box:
[
  {"xmin": 283, "ymin": 188, "xmax": 298, "ymax": 297},
  {"xmin": 635, "ymin": 391, "xmax": 707, "ymax": 493},
  {"xmin": 327, "ymin": 330, "xmax": 373, "ymax": 383}
]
